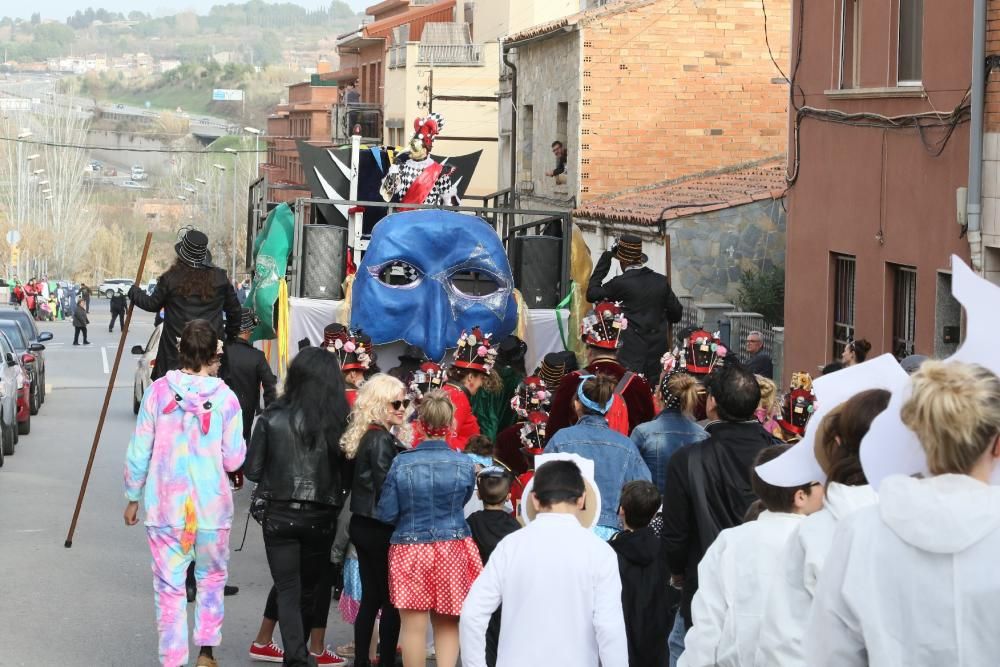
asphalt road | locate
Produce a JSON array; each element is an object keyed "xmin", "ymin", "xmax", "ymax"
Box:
[{"xmin": 0, "ymin": 299, "xmax": 353, "ymax": 666}]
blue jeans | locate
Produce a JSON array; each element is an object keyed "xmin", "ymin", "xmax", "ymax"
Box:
[{"xmin": 668, "ymin": 613, "xmax": 686, "ymax": 667}]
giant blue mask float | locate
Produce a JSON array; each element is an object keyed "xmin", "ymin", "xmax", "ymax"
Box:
[{"xmin": 351, "ymin": 210, "xmax": 519, "ymax": 361}]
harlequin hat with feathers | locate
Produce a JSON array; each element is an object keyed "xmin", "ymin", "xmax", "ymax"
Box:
[
  {"xmin": 581, "ymin": 301, "xmax": 627, "ymax": 350},
  {"xmin": 451, "ymin": 327, "xmax": 498, "ymax": 374},
  {"xmin": 511, "ymin": 375, "xmax": 551, "ymax": 419},
  {"xmin": 778, "ymin": 372, "xmax": 817, "ymax": 437},
  {"xmin": 412, "ymin": 112, "xmax": 444, "ymax": 151}
]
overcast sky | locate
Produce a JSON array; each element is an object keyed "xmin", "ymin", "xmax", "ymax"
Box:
[{"xmin": 6, "ymin": 0, "xmax": 368, "ymax": 21}]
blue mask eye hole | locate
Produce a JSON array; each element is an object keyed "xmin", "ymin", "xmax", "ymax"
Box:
[
  {"xmin": 448, "ymin": 270, "xmax": 501, "ymax": 297},
  {"xmin": 375, "ymin": 260, "xmax": 423, "ymax": 288}
]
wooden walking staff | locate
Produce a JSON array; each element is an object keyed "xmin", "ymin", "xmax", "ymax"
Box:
[{"xmin": 65, "ymin": 232, "xmax": 153, "ymax": 548}]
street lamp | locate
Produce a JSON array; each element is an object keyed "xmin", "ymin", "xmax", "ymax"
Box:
[
  {"xmin": 16, "ymin": 130, "xmax": 32, "ymax": 140},
  {"xmin": 26, "ymin": 153, "xmax": 39, "ymax": 160},
  {"xmin": 32, "ymin": 169, "xmax": 44, "ymax": 175},
  {"xmin": 244, "ymin": 126, "xmax": 261, "ymax": 175},
  {"xmin": 194, "ymin": 178, "xmax": 207, "ymax": 185},
  {"xmin": 211, "ymin": 163, "xmax": 234, "ymax": 276},
  {"xmin": 224, "ymin": 148, "xmax": 241, "ymax": 280},
  {"xmin": 37, "ymin": 180, "xmax": 49, "ymax": 186}
]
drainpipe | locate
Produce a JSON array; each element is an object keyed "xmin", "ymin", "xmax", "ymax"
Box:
[
  {"xmin": 968, "ymin": 0, "xmax": 987, "ymax": 273},
  {"xmin": 502, "ymin": 42, "xmax": 517, "ymax": 195}
]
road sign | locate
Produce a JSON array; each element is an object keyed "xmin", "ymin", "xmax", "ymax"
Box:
[
  {"xmin": 6, "ymin": 230, "xmax": 21, "ymax": 246},
  {"xmin": 212, "ymin": 89, "xmax": 244, "ymax": 102},
  {"xmin": 10, "ymin": 246, "xmax": 20, "ymax": 266}
]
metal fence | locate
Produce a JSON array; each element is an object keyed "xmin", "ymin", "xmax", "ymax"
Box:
[{"xmin": 417, "ymin": 44, "xmax": 484, "ymax": 66}]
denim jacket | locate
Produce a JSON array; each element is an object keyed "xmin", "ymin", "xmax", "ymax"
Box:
[
  {"xmin": 375, "ymin": 439, "xmax": 477, "ymax": 544},
  {"xmin": 544, "ymin": 414, "xmax": 652, "ymax": 529},
  {"xmin": 630, "ymin": 409, "xmax": 708, "ymax": 496}
]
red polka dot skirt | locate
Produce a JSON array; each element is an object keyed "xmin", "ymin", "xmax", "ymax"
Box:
[{"xmin": 388, "ymin": 537, "xmax": 483, "ymax": 616}]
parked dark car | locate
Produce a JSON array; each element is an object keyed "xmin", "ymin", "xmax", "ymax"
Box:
[
  {"xmin": 0, "ymin": 307, "xmax": 51, "ymax": 404},
  {"xmin": 0, "ymin": 320, "xmax": 44, "ymax": 417}
]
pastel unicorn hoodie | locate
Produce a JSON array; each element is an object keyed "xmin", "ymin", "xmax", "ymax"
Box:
[{"xmin": 125, "ymin": 370, "xmax": 246, "ymax": 534}]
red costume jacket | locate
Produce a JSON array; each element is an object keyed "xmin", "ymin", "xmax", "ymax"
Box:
[
  {"xmin": 346, "ymin": 386, "xmax": 358, "ymax": 409},
  {"xmin": 494, "ymin": 422, "xmax": 529, "ymax": 477},
  {"xmin": 442, "ymin": 381, "xmax": 480, "ymax": 451},
  {"xmin": 544, "ymin": 358, "xmax": 654, "ymax": 443}
]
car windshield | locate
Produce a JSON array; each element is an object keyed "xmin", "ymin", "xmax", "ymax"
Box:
[
  {"xmin": 0, "ymin": 322, "xmax": 27, "ymax": 351},
  {"xmin": 0, "ymin": 312, "xmax": 36, "ymax": 340}
]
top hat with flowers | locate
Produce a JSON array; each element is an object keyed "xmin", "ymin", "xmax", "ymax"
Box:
[
  {"xmin": 511, "ymin": 376, "xmax": 551, "ymax": 419},
  {"xmin": 537, "ymin": 352, "xmax": 569, "ymax": 389},
  {"xmin": 519, "ymin": 411, "xmax": 549, "ymax": 458},
  {"xmin": 777, "ymin": 373, "xmax": 817, "ymax": 437},
  {"xmin": 323, "ymin": 325, "xmax": 373, "ymax": 372},
  {"xmin": 407, "ymin": 361, "xmax": 446, "ymax": 401},
  {"xmin": 581, "ymin": 301, "xmax": 627, "ymax": 350},
  {"xmin": 452, "ymin": 327, "xmax": 498, "ymax": 374},
  {"xmin": 676, "ymin": 329, "xmax": 727, "ymax": 375}
]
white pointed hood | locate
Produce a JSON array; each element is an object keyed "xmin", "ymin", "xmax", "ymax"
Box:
[
  {"xmin": 823, "ymin": 482, "xmax": 878, "ymax": 521},
  {"xmin": 879, "ymin": 474, "xmax": 1000, "ymax": 554}
]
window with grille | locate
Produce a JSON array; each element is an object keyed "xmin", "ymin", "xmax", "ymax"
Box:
[
  {"xmin": 892, "ymin": 265, "xmax": 917, "ymax": 359},
  {"xmin": 832, "ymin": 254, "xmax": 856, "ymax": 359}
]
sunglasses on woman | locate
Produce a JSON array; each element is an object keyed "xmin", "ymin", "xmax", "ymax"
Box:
[{"xmin": 390, "ymin": 399, "xmax": 411, "ymax": 411}]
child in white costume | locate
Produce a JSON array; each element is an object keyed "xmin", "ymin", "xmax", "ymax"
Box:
[{"xmin": 679, "ymin": 444, "xmax": 823, "ymax": 667}]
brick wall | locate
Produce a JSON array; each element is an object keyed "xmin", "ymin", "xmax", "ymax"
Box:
[
  {"xmin": 577, "ymin": 0, "xmax": 790, "ymax": 200},
  {"xmin": 987, "ymin": 0, "xmax": 1000, "ymax": 131}
]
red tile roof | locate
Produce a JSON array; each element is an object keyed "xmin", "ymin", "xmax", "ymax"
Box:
[
  {"xmin": 574, "ymin": 161, "xmax": 788, "ymax": 226},
  {"xmin": 506, "ymin": 0, "xmax": 658, "ymax": 44}
]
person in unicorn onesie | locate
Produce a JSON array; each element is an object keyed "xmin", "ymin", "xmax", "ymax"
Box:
[{"xmin": 124, "ymin": 319, "xmax": 246, "ymax": 667}]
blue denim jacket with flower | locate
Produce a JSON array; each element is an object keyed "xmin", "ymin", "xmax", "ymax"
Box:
[
  {"xmin": 376, "ymin": 439, "xmax": 477, "ymax": 544},
  {"xmin": 543, "ymin": 414, "xmax": 652, "ymax": 529},
  {"xmin": 630, "ymin": 409, "xmax": 708, "ymax": 496}
]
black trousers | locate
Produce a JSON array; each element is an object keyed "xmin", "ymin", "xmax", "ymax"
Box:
[
  {"xmin": 349, "ymin": 513, "xmax": 400, "ymax": 667},
  {"xmin": 262, "ymin": 561, "xmax": 335, "ymax": 630},
  {"xmin": 109, "ymin": 309, "xmax": 124, "ymax": 332},
  {"xmin": 263, "ymin": 502, "xmax": 338, "ymax": 667},
  {"xmin": 73, "ymin": 326, "xmax": 88, "ymax": 344}
]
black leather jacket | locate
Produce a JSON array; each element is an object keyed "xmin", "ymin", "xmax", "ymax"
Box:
[
  {"xmin": 245, "ymin": 404, "xmax": 348, "ymax": 508},
  {"xmin": 350, "ymin": 425, "xmax": 406, "ymax": 519},
  {"xmin": 220, "ymin": 337, "xmax": 278, "ymax": 440}
]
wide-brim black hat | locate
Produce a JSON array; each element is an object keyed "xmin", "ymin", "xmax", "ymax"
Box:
[
  {"xmin": 175, "ymin": 229, "xmax": 213, "ymax": 269},
  {"xmin": 614, "ymin": 234, "xmax": 648, "ymax": 265},
  {"xmin": 399, "ymin": 344, "xmax": 427, "ymax": 363}
]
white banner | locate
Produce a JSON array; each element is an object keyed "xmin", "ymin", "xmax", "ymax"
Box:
[{"xmin": 212, "ymin": 89, "xmax": 244, "ymax": 102}]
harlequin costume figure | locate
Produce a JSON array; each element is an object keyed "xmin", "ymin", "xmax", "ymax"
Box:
[
  {"xmin": 776, "ymin": 372, "xmax": 817, "ymax": 443},
  {"xmin": 441, "ymin": 327, "xmax": 497, "ymax": 451},
  {"xmin": 407, "ymin": 362, "xmax": 447, "ymax": 445},
  {"xmin": 670, "ymin": 328, "xmax": 727, "ymax": 421},
  {"xmin": 321, "ymin": 323, "xmax": 373, "ymax": 408},
  {"xmin": 380, "ymin": 113, "xmax": 459, "ymax": 207},
  {"xmin": 508, "ymin": 411, "xmax": 548, "ymax": 519},
  {"xmin": 545, "ymin": 302, "xmax": 655, "ymax": 443},
  {"xmin": 493, "ymin": 375, "xmax": 551, "ymax": 477}
]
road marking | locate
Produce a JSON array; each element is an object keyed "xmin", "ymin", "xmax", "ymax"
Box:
[{"xmin": 101, "ymin": 347, "xmax": 109, "ymax": 374}]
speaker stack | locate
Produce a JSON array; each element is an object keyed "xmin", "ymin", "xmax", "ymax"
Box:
[
  {"xmin": 510, "ymin": 235, "xmax": 562, "ymax": 309},
  {"xmin": 299, "ymin": 224, "xmax": 348, "ymax": 300}
]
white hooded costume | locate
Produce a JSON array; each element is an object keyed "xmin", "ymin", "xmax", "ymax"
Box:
[
  {"xmin": 805, "ymin": 473, "xmax": 1000, "ymax": 665},
  {"xmin": 754, "ymin": 482, "xmax": 877, "ymax": 666},
  {"xmin": 679, "ymin": 511, "xmax": 805, "ymax": 667}
]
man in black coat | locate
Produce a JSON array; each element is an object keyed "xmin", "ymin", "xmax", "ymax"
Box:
[
  {"xmin": 129, "ymin": 229, "xmax": 242, "ymax": 380},
  {"xmin": 744, "ymin": 330, "xmax": 774, "ymax": 378},
  {"xmin": 586, "ymin": 234, "xmax": 683, "ymax": 380},
  {"xmin": 660, "ymin": 363, "xmax": 778, "ymax": 659},
  {"xmin": 109, "ymin": 288, "xmax": 127, "ymax": 332},
  {"xmin": 220, "ymin": 308, "xmax": 278, "ymax": 443}
]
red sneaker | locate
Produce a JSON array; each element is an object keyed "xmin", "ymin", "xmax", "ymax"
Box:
[
  {"xmin": 249, "ymin": 641, "xmax": 284, "ymax": 663},
  {"xmin": 311, "ymin": 648, "xmax": 348, "ymax": 665}
]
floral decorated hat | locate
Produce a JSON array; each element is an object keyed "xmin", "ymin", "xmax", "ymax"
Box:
[
  {"xmin": 778, "ymin": 372, "xmax": 817, "ymax": 437},
  {"xmin": 519, "ymin": 411, "xmax": 549, "ymax": 458},
  {"xmin": 452, "ymin": 327, "xmax": 498, "ymax": 374},
  {"xmin": 323, "ymin": 326, "xmax": 373, "ymax": 372},
  {"xmin": 407, "ymin": 361, "xmax": 446, "ymax": 401},
  {"xmin": 511, "ymin": 376, "xmax": 551, "ymax": 419},
  {"xmin": 581, "ymin": 301, "xmax": 627, "ymax": 350},
  {"xmin": 679, "ymin": 329, "xmax": 727, "ymax": 375}
]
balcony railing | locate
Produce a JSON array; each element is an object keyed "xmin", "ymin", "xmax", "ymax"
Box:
[{"xmin": 417, "ymin": 44, "xmax": 484, "ymax": 66}]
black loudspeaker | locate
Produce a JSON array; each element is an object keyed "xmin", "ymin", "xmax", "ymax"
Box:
[
  {"xmin": 511, "ymin": 235, "xmax": 562, "ymax": 308},
  {"xmin": 300, "ymin": 224, "xmax": 348, "ymax": 300}
]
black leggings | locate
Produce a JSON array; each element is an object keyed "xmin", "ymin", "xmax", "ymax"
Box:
[
  {"xmin": 349, "ymin": 513, "xmax": 399, "ymax": 667},
  {"xmin": 263, "ymin": 502, "xmax": 338, "ymax": 667}
]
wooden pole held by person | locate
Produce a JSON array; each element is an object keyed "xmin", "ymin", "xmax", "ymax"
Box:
[{"xmin": 65, "ymin": 232, "xmax": 153, "ymax": 548}]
